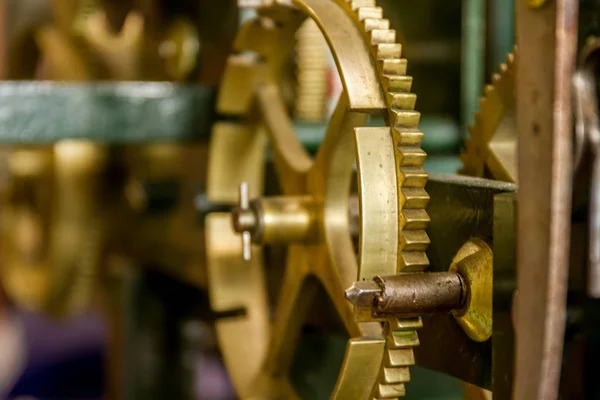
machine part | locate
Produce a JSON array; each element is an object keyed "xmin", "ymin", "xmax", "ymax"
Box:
[
  {"xmin": 232, "ymin": 187, "xmax": 318, "ymax": 248},
  {"xmin": 294, "ymin": 18, "xmax": 327, "ymax": 122},
  {"xmin": 1, "ymin": 148, "xmax": 54, "ymax": 310},
  {"xmin": 514, "ymin": 1, "xmax": 578, "ymax": 398},
  {"xmin": 492, "ymin": 192, "xmax": 517, "ymax": 399},
  {"xmin": 1, "ymin": 141, "xmax": 109, "ymax": 317},
  {"xmin": 0, "ymin": 82, "xmax": 215, "ymax": 143},
  {"xmin": 418, "ymin": 173, "xmax": 517, "ymax": 389},
  {"xmin": 461, "ymin": 0, "xmax": 486, "ymax": 133},
  {"xmin": 448, "ymin": 238, "xmax": 493, "ymax": 342},
  {"xmin": 345, "ymin": 272, "xmax": 465, "ymax": 315},
  {"xmin": 206, "ymin": 0, "xmax": 428, "ymax": 397},
  {"xmin": 460, "ymin": 52, "xmax": 516, "ymax": 183},
  {"xmin": 527, "ymin": 0, "xmax": 548, "ymax": 7},
  {"xmin": 573, "ymin": 37, "xmax": 600, "ymax": 298},
  {"xmin": 346, "ymin": 237, "xmax": 491, "ymax": 343},
  {"xmin": 44, "ymin": 140, "xmax": 108, "ymax": 317}
]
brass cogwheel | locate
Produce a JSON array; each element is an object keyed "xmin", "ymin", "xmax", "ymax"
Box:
[
  {"xmin": 294, "ymin": 18, "xmax": 328, "ymax": 122},
  {"xmin": 206, "ymin": 0, "xmax": 429, "ymax": 398},
  {"xmin": 460, "ymin": 52, "xmax": 517, "ymax": 183}
]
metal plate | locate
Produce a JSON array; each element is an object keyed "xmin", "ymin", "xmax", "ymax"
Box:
[
  {"xmin": 417, "ymin": 173, "xmax": 517, "ymax": 389},
  {"xmin": 0, "ymin": 82, "xmax": 216, "ymax": 143}
]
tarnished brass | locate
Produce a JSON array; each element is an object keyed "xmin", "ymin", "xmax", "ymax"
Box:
[
  {"xmin": 345, "ymin": 272, "xmax": 465, "ymax": 315},
  {"xmin": 294, "ymin": 19, "xmax": 328, "ymax": 122},
  {"xmin": 527, "ymin": 0, "xmax": 549, "ymax": 8},
  {"xmin": 233, "ymin": 194, "xmax": 318, "ymax": 245},
  {"xmin": 449, "ymin": 238, "xmax": 493, "ymax": 343},
  {"xmin": 461, "ymin": 52, "xmax": 517, "ymax": 183},
  {"xmin": 206, "ymin": 0, "xmax": 427, "ymax": 397},
  {"xmin": 331, "ymin": 338, "xmax": 387, "ymax": 399}
]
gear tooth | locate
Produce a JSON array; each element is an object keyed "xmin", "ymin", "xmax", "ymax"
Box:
[
  {"xmin": 506, "ymin": 51, "xmax": 515, "ymax": 64},
  {"xmin": 401, "ymin": 209, "xmax": 429, "ymax": 230},
  {"xmin": 388, "ymin": 329, "xmax": 420, "ymax": 348},
  {"xmin": 375, "ymin": 43, "xmax": 402, "ymax": 59},
  {"xmin": 381, "ymin": 366, "xmax": 411, "ymax": 384},
  {"xmin": 350, "ymin": 0, "xmax": 376, "ymax": 9},
  {"xmin": 363, "ymin": 18, "xmax": 390, "ymax": 32},
  {"xmin": 400, "ymin": 187, "xmax": 429, "ymax": 209},
  {"xmin": 356, "ymin": 6, "xmax": 384, "ymax": 20},
  {"xmin": 385, "ymin": 348, "xmax": 415, "ymax": 367},
  {"xmin": 390, "ymin": 109, "xmax": 420, "ymax": 129},
  {"xmin": 483, "ymin": 83, "xmax": 495, "ymax": 96},
  {"xmin": 396, "ymin": 146, "xmax": 426, "ymax": 167},
  {"xmin": 383, "ymin": 74, "xmax": 413, "ymax": 92},
  {"xmin": 393, "ymin": 128, "xmax": 423, "ymax": 146},
  {"xmin": 398, "ymin": 166, "xmax": 427, "ymax": 188},
  {"xmin": 400, "ymin": 230, "xmax": 430, "ymax": 251},
  {"xmin": 370, "ymin": 29, "xmax": 396, "ymax": 45},
  {"xmin": 400, "ymin": 251, "xmax": 429, "ymax": 272},
  {"xmin": 378, "ymin": 58, "xmax": 407, "ymax": 75},
  {"xmin": 376, "ymin": 383, "xmax": 406, "ymax": 399},
  {"xmin": 387, "ymin": 92, "xmax": 416, "ymax": 110},
  {"xmin": 389, "ymin": 317, "xmax": 423, "ymax": 331}
]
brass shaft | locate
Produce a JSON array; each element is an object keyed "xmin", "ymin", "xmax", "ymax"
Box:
[{"xmin": 234, "ymin": 195, "xmax": 318, "ymax": 245}]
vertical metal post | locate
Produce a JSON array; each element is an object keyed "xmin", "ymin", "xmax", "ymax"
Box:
[
  {"xmin": 489, "ymin": 0, "xmax": 516, "ymax": 68},
  {"xmin": 514, "ymin": 0, "xmax": 578, "ymax": 398},
  {"xmin": 461, "ymin": 0, "xmax": 486, "ymax": 134}
]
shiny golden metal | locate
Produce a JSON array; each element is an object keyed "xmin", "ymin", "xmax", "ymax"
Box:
[
  {"xmin": 449, "ymin": 238, "xmax": 493, "ymax": 342},
  {"xmin": 461, "ymin": 52, "xmax": 517, "ymax": 183},
  {"xmin": 294, "ymin": 18, "xmax": 328, "ymax": 121},
  {"xmin": 526, "ymin": 0, "xmax": 548, "ymax": 8},
  {"xmin": 207, "ymin": 0, "xmax": 429, "ymax": 398}
]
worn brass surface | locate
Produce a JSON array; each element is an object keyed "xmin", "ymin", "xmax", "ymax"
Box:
[
  {"xmin": 461, "ymin": 52, "xmax": 517, "ymax": 183},
  {"xmin": 252, "ymin": 196, "xmax": 318, "ymax": 244},
  {"xmin": 449, "ymin": 238, "xmax": 493, "ymax": 343},
  {"xmin": 294, "ymin": 19, "xmax": 328, "ymax": 122},
  {"xmin": 527, "ymin": 0, "xmax": 549, "ymax": 8},
  {"xmin": 374, "ymin": 272, "xmax": 465, "ymax": 315},
  {"xmin": 206, "ymin": 0, "xmax": 427, "ymax": 398},
  {"xmin": 331, "ymin": 338, "xmax": 387, "ymax": 399}
]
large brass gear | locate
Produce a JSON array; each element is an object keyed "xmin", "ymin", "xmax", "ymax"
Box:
[
  {"xmin": 206, "ymin": 0, "xmax": 429, "ymax": 398},
  {"xmin": 460, "ymin": 52, "xmax": 517, "ymax": 183}
]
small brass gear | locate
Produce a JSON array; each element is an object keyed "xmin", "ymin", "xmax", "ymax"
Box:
[
  {"xmin": 294, "ymin": 18, "xmax": 328, "ymax": 122},
  {"xmin": 460, "ymin": 52, "xmax": 517, "ymax": 183}
]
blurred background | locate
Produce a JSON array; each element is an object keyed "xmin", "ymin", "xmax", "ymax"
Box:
[{"xmin": 0, "ymin": 0, "xmax": 513, "ymax": 399}]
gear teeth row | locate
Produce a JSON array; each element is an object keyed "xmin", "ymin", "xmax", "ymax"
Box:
[
  {"xmin": 294, "ymin": 19, "xmax": 328, "ymax": 121},
  {"xmin": 370, "ymin": 318, "xmax": 422, "ymax": 400},
  {"xmin": 460, "ymin": 51, "xmax": 516, "ymax": 179},
  {"xmin": 339, "ymin": 0, "xmax": 431, "ymax": 397}
]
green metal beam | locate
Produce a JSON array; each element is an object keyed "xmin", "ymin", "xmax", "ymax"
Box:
[{"xmin": 0, "ymin": 82, "xmax": 216, "ymax": 144}]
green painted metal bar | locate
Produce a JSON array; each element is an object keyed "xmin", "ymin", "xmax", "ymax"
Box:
[
  {"xmin": 461, "ymin": 0, "xmax": 486, "ymax": 134},
  {"xmin": 489, "ymin": 0, "xmax": 515, "ymax": 69},
  {"xmin": 0, "ymin": 82, "xmax": 216, "ymax": 143}
]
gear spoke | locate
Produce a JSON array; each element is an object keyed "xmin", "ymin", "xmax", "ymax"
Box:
[
  {"xmin": 257, "ymin": 84, "xmax": 312, "ymax": 194},
  {"xmin": 262, "ymin": 246, "xmax": 318, "ymax": 377}
]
